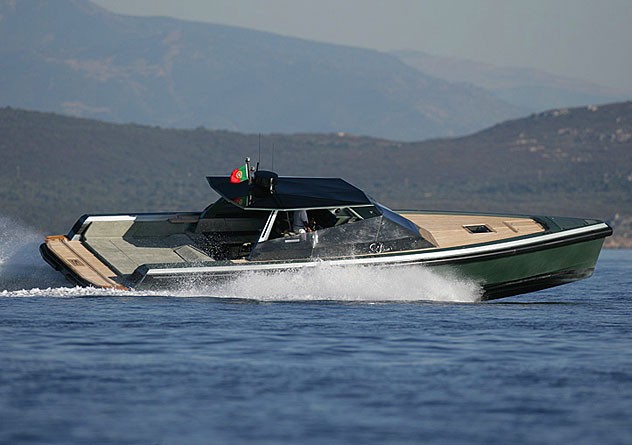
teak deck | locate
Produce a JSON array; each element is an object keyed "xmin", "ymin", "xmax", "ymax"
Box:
[
  {"xmin": 44, "ymin": 236, "xmax": 127, "ymax": 290},
  {"xmin": 400, "ymin": 213, "xmax": 545, "ymax": 248}
]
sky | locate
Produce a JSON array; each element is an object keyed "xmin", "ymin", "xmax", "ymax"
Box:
[{"xmin": 93, "ymin": 0, "xmax": 632, "ymax": 91}]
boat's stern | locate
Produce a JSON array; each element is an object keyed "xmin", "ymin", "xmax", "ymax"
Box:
[{"xmin": 40, "ymin": 235, "xmax": 128, "ymax": 290}]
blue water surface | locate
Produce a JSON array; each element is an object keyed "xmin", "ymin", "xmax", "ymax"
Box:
[{"xmin": 1, "ymin": 250, "xmax": 631, "ymax": 445}]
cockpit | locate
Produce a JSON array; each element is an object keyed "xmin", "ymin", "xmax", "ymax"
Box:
[{"xmin": 194, "ymin": 173, "xmax": 433, "ymax": 261}]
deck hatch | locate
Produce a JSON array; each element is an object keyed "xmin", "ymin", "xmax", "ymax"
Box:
[{"xmin": 463, "ymin": 224, "xmax": 494, "ymax": 234}]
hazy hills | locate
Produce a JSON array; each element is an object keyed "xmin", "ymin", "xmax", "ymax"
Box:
[
  {"xmin": 1, "ymin": 102, "xmax": 630, "ymax": 246},
  {"xmin": 0, "ymin": 0, "xmax": 524, "ymax": 140},
  {"xmin": 392, "ymin": 50, "xmax": 631, "ymax": 112}
]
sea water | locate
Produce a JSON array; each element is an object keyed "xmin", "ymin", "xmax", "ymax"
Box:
[{"xmin": 1, "ymin": 217, "xmax": 631, "ymax": 445}]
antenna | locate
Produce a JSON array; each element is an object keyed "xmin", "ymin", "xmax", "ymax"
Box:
[
  {"xmin": 272, "ymin": 143, "xmax": 275, "ymax": 172},
  {"xmin": 258, "ymin": 134, "xmax": 261, "ymax": 166}
]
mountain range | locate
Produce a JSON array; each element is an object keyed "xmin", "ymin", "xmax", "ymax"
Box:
[
  {"xmin": 391, "ymin": 50, "xmax": 631, "ymax": 113},
  {"xmin": 0, "ymin": 0, "xmax": 529, "ymax": 141},
  {"xmin": 2, "ymin": 1, "xmax": 629, "ymax": 142},
  {"xmin": 1, "ymin": 102, "xmax": 630, "ymax": 246}
]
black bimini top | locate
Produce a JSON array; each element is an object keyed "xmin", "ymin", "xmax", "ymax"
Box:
[{"xmin": 207, "ymin": 175, "xmax": 373, "ymax": 210}]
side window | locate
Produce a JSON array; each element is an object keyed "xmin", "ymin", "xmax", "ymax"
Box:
[
  {"xmin": 332, "ymin": 206, "xmax": 379, "ymax": 226},
  {"xmin": 269, "ymin": 211, "xmax": 293, "ymax": 239},
  {"xmin": 351, "ymin": 206, "xmax": 380, "ymax": 219},
  {"xmin": 332, "ymin": 208, "xmax": 355, "ymax": 226},
  {"xmin": 308, "ymin": 209, "xmax": 337, "ymax": 230}
]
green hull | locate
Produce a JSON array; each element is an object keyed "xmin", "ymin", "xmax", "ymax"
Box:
[{"xmin": 430, "ymin": 237, "xmax": 606, "ymax": 300}]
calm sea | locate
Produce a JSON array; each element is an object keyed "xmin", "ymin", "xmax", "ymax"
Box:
[{"xmin": 1, "ymin": 220, "xmax": 631, "ymax": 445}]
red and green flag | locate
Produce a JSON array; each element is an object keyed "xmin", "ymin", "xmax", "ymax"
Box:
[{"xmin": 229, "ymin": 164, "xmax": 249, "ymax": 183}]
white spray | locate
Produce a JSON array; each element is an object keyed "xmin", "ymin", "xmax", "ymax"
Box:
[
  {"xmin": 173, "ymin": 263, "xmax": 482, "ymax": 303},
  {"xmin": 0, "ymin": 217, "xmax": 70, "ymax": 292}
]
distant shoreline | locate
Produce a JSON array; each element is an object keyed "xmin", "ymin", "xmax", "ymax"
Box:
[{"xmin": 604, "ymin": 237, "xmax": 632, "ymax": 249}]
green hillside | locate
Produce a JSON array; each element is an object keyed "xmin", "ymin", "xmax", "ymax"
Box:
[{"xmin": 1, "ymin": 103, "xmax": 630, "ymax": 246}]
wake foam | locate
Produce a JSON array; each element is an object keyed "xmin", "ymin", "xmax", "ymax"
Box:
[
  {"xmin": 0, "ymin": 217, "xmax": 70, "ymax": 292},
  {"xmin": 1, "ymin": 217, "xmax": 482, "ymax": 303},
  {"xmin": 172, "ymin": 263, "xmax": 483, "ymax": 303}
]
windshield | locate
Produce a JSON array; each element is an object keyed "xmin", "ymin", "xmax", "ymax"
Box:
[{"xmin": 374, "ymin": 203, "xmax": 419, "ymax": 233}]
